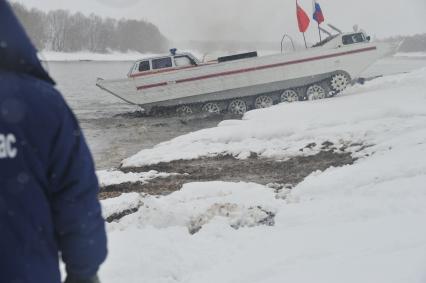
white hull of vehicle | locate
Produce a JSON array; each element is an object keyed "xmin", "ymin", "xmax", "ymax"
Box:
[{"xmin": 96, "ymin": 42, "xmax": 393, "ymax": 109}]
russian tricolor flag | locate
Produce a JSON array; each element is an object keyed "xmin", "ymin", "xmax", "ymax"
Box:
[{"xmin": 313, "ymin": 2, "xmax": 325, "ymax": 24}]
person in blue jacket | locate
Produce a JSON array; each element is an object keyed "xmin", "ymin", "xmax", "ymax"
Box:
[{"xmin": 0, "ymin": 1, "xmax": 107, "ymax": 282}]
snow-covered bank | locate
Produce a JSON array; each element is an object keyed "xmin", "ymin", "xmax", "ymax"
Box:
[
  {"xmin": 103, "ymin": 182, "xmax": 281, "ymax": 232},
  {"xmin": 122, "ymin": 68, "xmax": 426, "ymax": 167},
  {"xmin": 101, "ymin": 193, "xmax": 143, "ymax": 221},
  {"xmin": 38, "ymin": 51, "xmax": 158, "ymax": 62},
  {"xmin": 100, "ymin": 68, "xmax": 426, "ymax": 282},
  {"xmin": 394, "ymin": 52, "xmax": 426, "ymax": 58},
  {"xmin": 36, "ymin": 50, "xmax": 426, "ymax": 62},
  {"xmin": 38, "ymin": 50, "xmax": 204, "ymax": 62},
  {"xmin": 37, "ymin": 49, "xmax": 278, "ymax": 62}
]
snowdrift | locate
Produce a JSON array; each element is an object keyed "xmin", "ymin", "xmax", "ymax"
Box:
[{"xmin": 101, "ymin": 69, "xmax": 426, "ymax": 283}]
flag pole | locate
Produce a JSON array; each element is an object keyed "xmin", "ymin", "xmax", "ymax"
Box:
[
  {"xmin": 302, "ymin": 32, "xmax": 307, "ymax": 49},
  {"xmin": 318, "ymin": 22, "xmax": 322, "ymax": 42},
  {"xmin": 297, "ymin": 0, "xmax": 309, "ymax": 49},
  {"xmin": 313, "ymin": 0, "xmax": 322, "ymax": 42}
]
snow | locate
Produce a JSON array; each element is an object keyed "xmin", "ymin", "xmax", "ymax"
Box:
[
  {"xmin": 38, "ymin": 50, "xmax": 204, "ymax": 62},
  {"xmin": 99, "ymin": 68, "xmax": 426, "ymax": 282},
  {"xmin": 97, "ymin": 170, "xmax": 178, "ymax": 187},
  {"xmin": 106, "ymin": 182, "xmax": 280, "ymax": 233},
  {"xmin": 101, "ymin": 193, "xmax": 142, "ymax": 220},
  {"xmin": 102, "ymin": 180, "xmax": 426, "ymax": 283},
  {"xmin": 38, "ymin": 51, "xmax": 161, "ymax": 62},
  {"xmin": 122, "ymin": 68, "xmax": 426, "ymax": 167},
  {"xmin": 395, "ymin": 52, "xmax": 426, "ymax": 58},
  {"xmin": 38, "ymin": 50, "xmax": 426, "ymax": 63}
]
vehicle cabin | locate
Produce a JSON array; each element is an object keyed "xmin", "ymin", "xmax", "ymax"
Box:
[
  {"xmin": 318, "ymin": 32, "xmax": 371, "ymax": 49},
  {"xmin": 128, "ymin": 52, "xmax": 199, "ymax": 77}
]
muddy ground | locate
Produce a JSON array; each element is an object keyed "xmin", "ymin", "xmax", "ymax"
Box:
[
  {"xmin": 82, "ymin": 111, "xmax": 241, "ymax": 169},
  {"xmin": 99, "ymin": 147, "xmax": 355, "ymax": 199},
  {"xmin": 81, "ymin": 109, "xmax": 357, "ymax": 201}
]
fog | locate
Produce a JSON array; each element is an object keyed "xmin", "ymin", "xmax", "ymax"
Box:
[{"xmin": 15, "ymin": 0, "xmax": 426, "ymax": 43}]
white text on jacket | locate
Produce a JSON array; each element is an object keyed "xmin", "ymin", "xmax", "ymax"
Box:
[{"xmin": 0, "ymin": 133, "xmax": 17, "ymax": 159}]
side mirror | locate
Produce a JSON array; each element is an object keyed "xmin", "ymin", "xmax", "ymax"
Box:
[{"xmin": 366, "ymin": 36, "xmax": 371, "ymax": 42}]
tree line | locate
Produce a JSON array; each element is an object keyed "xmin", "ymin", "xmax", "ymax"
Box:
[{"xmin": 11, "ymin": 2, "xmax": 169, "ymax": 53}]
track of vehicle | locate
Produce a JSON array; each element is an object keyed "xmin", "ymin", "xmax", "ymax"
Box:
[{"xmin": 146, "ymin": 72, "xmax": 351, "ymax": 117}]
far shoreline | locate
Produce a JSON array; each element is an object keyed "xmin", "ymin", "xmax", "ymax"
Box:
[{"xmin": 38, "ymin": 50, "xmax": 426, "ymax": 62}]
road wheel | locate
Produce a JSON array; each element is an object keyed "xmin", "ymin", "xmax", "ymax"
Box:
[
  {"xmin": 307, "ymin": 84, "xmax": 326, "ymax": 100},
  {"xmin": 280, "ymin": 89, "xmax": 299, "ymax": 103},
  {"xmin": 202, "ymin": 102, "xmax": 221, "ymax": 114},
  {"xmin": 254, "ymin": 95, "xmax": 274, "ymax": 109},
  {"xmin": 228, "ymin": 99, "xmax": 247, "ymax": 115},
  {"xmin": 330, "ymin": 73, "xmax": 351, "ymax": 93},
  {"xmin": 176, "ymin": 105, "xmax": 193, "ymax": 116}
]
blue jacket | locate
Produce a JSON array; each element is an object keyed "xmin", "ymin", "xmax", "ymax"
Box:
[{"xmin": 0, "ymin": 1, "xmax": 107, "ymax": 282}]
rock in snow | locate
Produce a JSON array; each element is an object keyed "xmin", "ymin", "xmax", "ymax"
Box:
[{"xmin": 100, "ymin": 68, "xmax": 426, "ymax": 283}]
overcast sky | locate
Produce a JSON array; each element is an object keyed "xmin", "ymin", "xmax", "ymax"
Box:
[{"xmin": 14, "ymin": 0, "xmax": 426, "ymax": 43}]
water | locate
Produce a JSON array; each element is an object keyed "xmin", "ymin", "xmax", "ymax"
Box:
[
  {"xmin": 48, "ymin": 61, "xmax": 137, "ymax": 119},
  {"xmin": 47, "ymin": 61, "xmax": 225, "ymax": 170},
  {"xmin": 45, "ymin": 56, "xmax": 426, "ymax": 170}
]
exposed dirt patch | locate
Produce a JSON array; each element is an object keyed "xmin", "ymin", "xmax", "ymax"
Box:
[
  {"xmin": 99, "ymin": 150, "xmax": 355, "ymax": 199},
  {"xmin": 105, "ymin": 206, "xmax": 142, "ymax": 223},
  {"xmin": 188, "ymin": 204, "xmax": 276, "ymax": 235}
]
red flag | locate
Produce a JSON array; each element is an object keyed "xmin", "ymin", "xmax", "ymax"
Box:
[{"xmin": 296, "ymin": 2, "xmax": 310, "ymax": 33}]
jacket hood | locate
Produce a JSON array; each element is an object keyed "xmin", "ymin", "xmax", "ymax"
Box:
[{"xmin": 0, "ymin": 1, "xmax": 54, "ymax": 84}]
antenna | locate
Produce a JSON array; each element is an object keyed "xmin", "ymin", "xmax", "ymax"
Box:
[{"xmin": 327, "ymin": 24, "xmax": 342, "ymax": 34}]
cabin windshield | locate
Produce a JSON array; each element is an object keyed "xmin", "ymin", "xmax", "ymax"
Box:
[
  {"xmin": 342, "ymin": 33, "xmax": 367, "ymax": 45},
  {"xmin": 138, "ymin": 61, "xmax": 150, "ymax": 72},
  {"xmin": 152, "ymin": 57, "xmax": 173, "ymax": 70}
]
